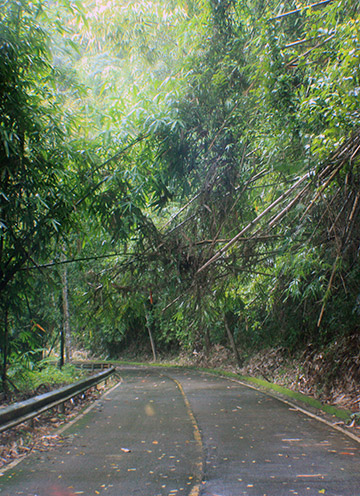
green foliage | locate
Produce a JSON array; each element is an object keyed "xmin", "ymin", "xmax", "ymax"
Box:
[
  {"xmin": 0, "ymin": 0, "xmax": 95, "ymax": 390},
  {"xmin": 98, "ymin": 0, "xmax": 360, "ymax": 358},
  {"xmin": 8, "ymin": 358, "xmax": 85, "ymax": 394},
  {"xmin": 0, "ymin": 0, "xmax": 80, "ymax": 293},
  {"xmin": 2, "ymin": 0, "xmax": 360, "ymax": 370}
]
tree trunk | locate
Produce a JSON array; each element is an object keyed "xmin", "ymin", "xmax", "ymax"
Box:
[
  {"xmin": 147, "ymin": 324, "xmax": 157, "ymax": 362},
  {"xmin": 204, "ymin": 328, "xmax": 211, "ymax": 356},
  {"xmin": 224, "ymin": 314, "xmax": 243, "ymax": 368},
  {"xmin": 145, "ymin": 311, "xmax": 157, "ymax": 362},
  {"xmin": 59, "ymin": 327, "xmax": 65, "ymax": 369},
  {"xmin": 1, "ymin": 308, "xmax": 9, "ymax": 397},
  {"xmin": 61, "ymin": 266, "xmax": 72, "ymax": 363}
]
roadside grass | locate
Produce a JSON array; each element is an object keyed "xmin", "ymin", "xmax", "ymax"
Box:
[{"xmin": 204, "ymin": 368, "xmax": 352, "ymax": 421}]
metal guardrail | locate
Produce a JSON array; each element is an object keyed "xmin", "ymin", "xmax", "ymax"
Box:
[
  {"xmin": 72, "ymin": 361, "xmax": 112, "ymax": 371},
  {"xmin": 0, "ymin": 367, "xmax": 116, "ymax": 434}
]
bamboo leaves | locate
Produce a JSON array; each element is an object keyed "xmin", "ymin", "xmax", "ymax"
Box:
[{"xmin": 2, "ymin": 0, "xmax": 360, "ymax": 364}]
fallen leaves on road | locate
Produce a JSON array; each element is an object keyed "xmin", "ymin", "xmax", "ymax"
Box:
[
  {"xmin": 0, "ymin": 388, "xmax": 101, "ymax": 469},
  {"xmin": 296, "ymin": 474, "xmax": 326, "ymax": 478},
  {"xmin": 48, "ymin": 485, "xmax": 76, "ymax": 496}
]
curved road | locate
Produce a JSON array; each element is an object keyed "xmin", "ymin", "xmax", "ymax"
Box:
[{"xmin": 0, "ymin": 367, "xmax": 359, "ymax": 496}]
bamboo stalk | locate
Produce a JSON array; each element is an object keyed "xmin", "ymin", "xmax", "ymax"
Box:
[
  {"xmin": 317, "ymin": 255, "xmax": 340, "ymax": 327},
  {"xmin": 285, "ymin": 33, "xmax": 335, "ymax": 68},
  {"xmin": 161, "ymin": 193, "xmax": 201, "ymax": 229},
  {"xmin": 328, "ymin": 191, "xmax": 353, "ymax": 235},
  {"xmin": 343, "ymin": 192, "xmax": 360, "ymax": 247},
  {"xmin": 270, "ymin": 0, "xmax": 332, "ymax": 20},
  {"xmin": 348, "ymin": 192, "xmax": 360, "ymax": 224},
  {"xmin": 306, "ymin": 187, "xmax": 341, "ymax": 243},
  {"xmin": 283, "ymin": 34, "xmax": 327, "ymax": 49},
  {"xmin": 167, "ymin": 214, "xmax": 196, "ymax": 235},
  {"xmin": 19, "ymin": 252, "xmax": 130, "ymax": 271},
  {"xmin": 224, "ymin": 315, "xmax": 243, "ymax": 368},
  {"xmin": 299, "ymin": 163, "xmax": 343, "ymax": 222},
  {"xmin": 197, "ymin": 172, "xmax": 310, "ymax": 274},
  {"xmin": 267, "ymin": 184, "xmax": 309, "ymax": 229},
  {"xmin": 350, "ymin": 143, "xmax": 360, "ymax": 162},
  {"xmin": 144, "ymin": 303, "xmax": 157, "ymax": 362},
  {"xmin": 321, "ymin": 130, "xmax": 360, "ymax": 166},
  {"xmin": 195, "ymin": 235, "xmax": 282, "ymax": 246},
  {"xmin": 162, "ymin": 291, "xmax": 188, "ymax": 313}
]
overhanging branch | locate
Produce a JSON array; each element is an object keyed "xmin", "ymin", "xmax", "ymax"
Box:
[{"xmin": 196, "ymin": 172, "xmax": 311, "ymax": 274}]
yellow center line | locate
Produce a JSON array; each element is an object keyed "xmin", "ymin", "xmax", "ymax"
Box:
[{"xmin": 171, "ymin": 378, "xmax": 203, "ymax": 496}]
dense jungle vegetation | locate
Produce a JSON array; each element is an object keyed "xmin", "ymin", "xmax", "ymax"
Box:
[{"xmin": 1, "ymin": 0, "xmax": 359, "ymax": 398}]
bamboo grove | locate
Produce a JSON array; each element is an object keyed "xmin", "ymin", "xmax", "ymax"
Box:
[{"xmin": 1, "ymin": 0, "xmax": 359, "ymax": 393}]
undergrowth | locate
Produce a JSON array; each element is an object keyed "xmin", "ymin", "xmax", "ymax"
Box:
[{"xmin": 3, "ymin": 361, "xmax": 86, "ymax": 403}]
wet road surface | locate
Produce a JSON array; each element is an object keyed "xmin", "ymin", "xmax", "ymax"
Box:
[{"xmin": 0, "ymin": 366, "xmax": 359, "ymax": 496}]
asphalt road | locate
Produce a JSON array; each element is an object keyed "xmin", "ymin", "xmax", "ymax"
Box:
[{"xmin": 0, "ymin": 367, "xmax": 359, "ymax": 496}]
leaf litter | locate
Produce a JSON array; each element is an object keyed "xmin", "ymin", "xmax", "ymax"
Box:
[{"xmin": 0, "ymin": 387, "xmax": 103, "ymax": 470}]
